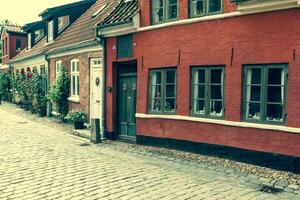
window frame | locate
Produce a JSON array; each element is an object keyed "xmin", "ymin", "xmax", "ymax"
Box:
[
  {"xmin": 27, "ymin": 33, "xmax": 31, "ymax": 49},
  {"xmin": 242, "ymin": 64, "xmax": 288, "ymax": 125},
  {"xmin": 148, "ymin": 68, "xmax": 177, "ymax": 114},
  {"xmin": 70, "ymin": 59, "xmax": 80, "ymax": 98},
  {"xmin": 190, "ymin": 66, "xmax": 225, "ymax": 119},
  {"xmin": 58, "ymin": 15, "xmax": 70, "ymax": 33},
  {"xmin": 189, "ymin": 0, "xmax": 223, "ymax": 19},
  {"xmin": 48, "ymin": 20, "xmax": 54, "ymax": 42},
  {"xmin": 55, "ymin": 60, "xmax": 62, "ymax": 79},
  {"xmin": 151, "ymin": 0, "xmax": 179, "ymax": 25}
]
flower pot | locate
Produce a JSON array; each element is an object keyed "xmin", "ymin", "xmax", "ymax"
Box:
[{"xmin": 74, "ymin": 121, "xmax": 84, "ymax": 130}]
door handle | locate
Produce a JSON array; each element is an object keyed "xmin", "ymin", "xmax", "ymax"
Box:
[{"xmin": 96, "ymin": 100, "xmax": 100, "ymax": 103}]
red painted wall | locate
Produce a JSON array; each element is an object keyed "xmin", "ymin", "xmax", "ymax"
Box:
[
  {"xmin": 105, "ymin": 8, "xmax": 300, "ymax": 157},
  {"xmin": 1, "ymin": 31, "xmax": 27, "ymax": 65}
]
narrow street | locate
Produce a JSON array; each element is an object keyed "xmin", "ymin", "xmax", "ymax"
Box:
[{"xmin": 0, "ymin": 104, "xmax": 299, "ymax": 200}]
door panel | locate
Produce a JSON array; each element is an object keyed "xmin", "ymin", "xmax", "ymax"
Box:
[
  {"xmin": 90, "ymin": 58, "xmax": 103, "ymax": 121},
  {"xmin": 118, "ymin": 75, "xmax": 137, "ymax": 138}
]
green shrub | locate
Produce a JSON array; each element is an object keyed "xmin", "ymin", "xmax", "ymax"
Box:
[
  {"xmin": 66, "ymin": 110, "xmax": 87, "ymax": 123},
  {"xmin": 0, "ymin": 71, "xmax": 11, "ymax": 101},
  {"xmin": 48, "ymin": 68, "xmax": 70, "ymax": 120}
]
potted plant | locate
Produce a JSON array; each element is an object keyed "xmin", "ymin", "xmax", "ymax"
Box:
[{"xmin": 66, "ymin": 110, "xmax": 87, "ymax": 129}]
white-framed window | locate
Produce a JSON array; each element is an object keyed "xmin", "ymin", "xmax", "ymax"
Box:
[
  {"xmin": 34, "ymin": 29, "xmax": 44, "ymax": 42},
  {"xmin": 48, "ymin": 20, "xmax": 54, "ymax": 42},
  {"xmin": 55, "ymin": 60, "xmax": 62, "ymax": 78},
  {"xmin": 71, "ymin": 59, "xmax": 80, "ymax": 98},
  {"xmin": 58, "ymin": 15, "xmax": 70, "ymax": 32},
  {"xmin": 28, "ymin": 33, "xmax": 31, "ymax": 49}
]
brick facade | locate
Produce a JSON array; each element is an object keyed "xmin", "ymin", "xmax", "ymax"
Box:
[
  {"xmin": 49, "ymin": 50, "xmax": 102, "ymax": 121},
  {"xmin": 104, "ymin": 7, "xmax": 300, "ymax": 157}
]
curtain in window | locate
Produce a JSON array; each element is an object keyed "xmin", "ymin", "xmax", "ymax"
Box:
[
  {"xmin": 220, "ymin": 70, "xmax": 224, "ymax": 116},
  {"xmin": 151, "ymin": 73, "xmax": 157, "ymax": 111},
  {"xmin": 246, "ymin": 69, "xmax": 252, "ymax": 117},
  {"xmin": 281, "ymin": 69, "xmax": 284, "ymax": 104},
  {"xmin": 193, "ymin": 70, "xmax": 199, "ymax": 113}
]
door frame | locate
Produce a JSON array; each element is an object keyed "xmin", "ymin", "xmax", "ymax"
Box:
[
  {"xmin": 113, "ymin": 60, "xmax": 137, "ymax": 141},
  {"xmin": 89, "ymin": 58, "xmax": 102, "ymax": 123}
]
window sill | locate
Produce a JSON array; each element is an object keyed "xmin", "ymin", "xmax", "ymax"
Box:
[
  {"xmin": 136, "ymin": 113, "xmax": 300, "ymax": 134},
  {"xmin": 68, "ymin": 96, "xmax": 80, "ymax": 103}
]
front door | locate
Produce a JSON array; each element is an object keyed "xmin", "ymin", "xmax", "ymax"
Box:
[
  {"xmin": 118, "ymin": 72, "xmax": 137, "ymax": 139},
  {"xmin": 90, "ymin": 58, "xmax": 103, "ymax": 124}
]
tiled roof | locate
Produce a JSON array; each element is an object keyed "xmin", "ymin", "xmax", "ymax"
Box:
[
  {"xmin": 98, "ymin": 0, "xmax": 139, "ymax": 28},
  {"xmin": 10, "ymin": 37, "xmax": 53, "ymax": 62},
  {"xmin": 3, "ymin": 25, "xmax": 26, "ymax": 34},
  {"xmin": 48, "ymin": 0, "xmax": 119, "ymax": 53}
]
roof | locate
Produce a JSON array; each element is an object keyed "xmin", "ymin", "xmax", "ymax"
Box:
[
  {"xmin": 23, "ymin": 20, "xmax": 45, "ymax": 32},
  {"xmin": 3, "ymin": 25, "xmax": 26, "ymax": 35},
  {"xmin": 10, "ymin": 37, "xmax": 52, "ymax": 63},
  {"xmin": 48, "ymin": 0, "xmax": 119, "ymax": 54},
  {"xmin": 97, "ymin": 0, "xmax": 139, "ymax": 28},
  {"xmin": 39, "ymin": 0, "xmax": 96, "ymax": 20}
]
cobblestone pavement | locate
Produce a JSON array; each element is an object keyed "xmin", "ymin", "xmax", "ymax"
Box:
[{"xmin": 0, "ymin": 105, "xmax": 299, "ymax": 200}]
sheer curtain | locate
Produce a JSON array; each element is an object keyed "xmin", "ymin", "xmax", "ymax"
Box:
[
  {"xmin": 246, "ymin": 69, "xmax": 252, "ymax": 117},
  {"xmin": 193, "ymin": 70, "xmax": 199, "ymax": 113},
  {"xmin": 151, "ymin": 73, "xmax": 157, "ymax": 111}
]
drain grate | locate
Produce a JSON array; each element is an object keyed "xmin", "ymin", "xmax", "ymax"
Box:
[
  {"xmin": 259, "ymin": 185, "xmax": 283, "ymax": 194},
  {"xmin": 79, "ymin": 143, "xmax": 91, "ymax": 147}
]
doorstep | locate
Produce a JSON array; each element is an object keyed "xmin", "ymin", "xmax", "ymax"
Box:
[{"xmin": 72, "ymin": 128, "xmax": 91, "ymax": 140}]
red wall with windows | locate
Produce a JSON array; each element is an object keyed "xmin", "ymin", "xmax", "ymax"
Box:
[
  {"xmin": 105, "ymin": 8, "xmax": 300, "ymax": 157},
  {"xmin": 1, "ymin": 31, "xmax": 27, "ymax": 65}
]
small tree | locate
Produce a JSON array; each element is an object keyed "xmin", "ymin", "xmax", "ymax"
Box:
[{"xmin": 48, "ymin": 67, "xmax": 70, "ymax": 120}]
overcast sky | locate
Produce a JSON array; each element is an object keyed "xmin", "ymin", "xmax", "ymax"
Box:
[{"xmin": 0, "ymin": 0, "xmax": 81, "ymax": 26}]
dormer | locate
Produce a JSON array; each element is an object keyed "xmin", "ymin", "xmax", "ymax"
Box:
[
  {"xmin": 23, "ymin": 20, "xmax": 45, "ymax": 49},
  {"xmin": 39, "ymin": 0, "xmax": 96, "ymax": 43}
]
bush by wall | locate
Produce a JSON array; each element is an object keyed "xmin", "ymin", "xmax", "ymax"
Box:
[
  {"xmin": 48, "ymin": 68, "xmax": 70, "ymax": 120},
  {"xmin": 0, "ymin": 71, "xmax": 12, "ymax": 101}
]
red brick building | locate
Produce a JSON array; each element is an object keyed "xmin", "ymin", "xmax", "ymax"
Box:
[
  {"xmin": 1, "ymin": 25, "xmax": 27, "ymax": 71},
  {"xmin": 97, "ymin": 0, "xmax": 300, "ymax": 171}
]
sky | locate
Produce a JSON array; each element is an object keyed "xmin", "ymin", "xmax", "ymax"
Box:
[{"xmin": 0, "ymin": 0, "xmax": 81, "ymax": 26}]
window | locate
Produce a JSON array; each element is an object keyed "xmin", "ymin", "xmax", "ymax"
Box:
[
  {"xmin": 117, "ymin": 34, "xmax": 133, "ymax": 58},
  {"xmin": 71, "ymin": 59, "xmax": 80, "ymax": 98},
  {"xmin": 58, "ymin": 15, "xmax": 70, "ymax": 32},
  {"xmin": 33, "ymin": 66, "xmax": 38, "ymax": 74},
  {"xmin": 27, "ymin": 33, "xmax": 31, "ymax": 49},
  {"xmin": 152, "ymin": 0, "xmax": 178, "ymax": 24},
  {"xmin": 48, "ymin": 20, "xmax": 54, "ymax": 42},
  {"xmin": 55, "ymin": 60, "xmax": 62, "ymax": 78},
  {"xmin": 243, "ymin": 64, "xmax": 287, "ymax": 124},
  {"xmin": 16, "ymin": 39, "xmax": 22, "ymax": 51},
  {"xmin": 34, "ymin": 29, "xmax": 44, "ymax": 42},
  {"xmin": 190, "ymin": 0, "xmax": 222, "ymax": 18},
  {"xmin": 5, "ymin": 38, "xmax": 8, "ymax": 55},
  {"xmin": 149, "ymin": 68, "xmax": 176, "ymax": 113},
  {"xmin": 191, "ymin": 66, "xmax": 225, "ymax": 118}
]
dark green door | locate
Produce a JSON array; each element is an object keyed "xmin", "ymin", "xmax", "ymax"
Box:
[{"xmin": 118, "ymin": 74, "xmax": 137, "ymax": 138}]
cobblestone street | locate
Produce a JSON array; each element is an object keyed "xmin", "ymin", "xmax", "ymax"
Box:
[{"xmin": 0, "ymin": 104, "xmax": 299, "ymax": 200}]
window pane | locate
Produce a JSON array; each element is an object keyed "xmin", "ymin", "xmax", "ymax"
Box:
[
  {"xmin": 210, "ymin": 100, "xmax": 222, "ymax": 116},
  {"xmin": 76, "ymin": 62, "xmax": 79, "ymax": 72},
  {"xmin": 165, "ymin": 98, "xmax": 175, "ymax": 112},
  {"xmin": 191, "ymin": 0, "xmax": 205, "ymax": 17},
  {"xmin": 211, "ymin": 85, "xmax": 222, "ymax": 99},
  {"xmin": 209, "ymin": 0, "xmax": 221, "ymax": 13},
  {"xmin": 77, "ymin": 76, "xmax": 80, "ymax": 96},
  {"xmin": 168, "ymin": 4, "xmax": 177, "ymax": 20},
  {"xmin": 211, "ymin": 69, "xmax": 222, "ymax": 84},
  {"xmin": 195, "ymin": 69, "xmax": 205, "ymax": 84},
  {"xmin": 151, "ymin": 85, "xmax": 161, "ymax": 112},
  {"xmin": 72, "ymin": 76, "xmax": 76, "ymax": 95},
  {"xmin": 72, "ymin": 62, "xmax": 75, "ymax": 72},
  {"xmin": 166, "ymin": 70, "xmax": 175, "ymax": 83},
  {"xmin": 266, "ymin": 104, "xmax": 283, "ymax": 122},
  {"xmin": 267, "ymin": 86, "xmax": 283, "ymax": 103},
  {"xmin": 246, "ymin": 68, "xmax": 261, "ymax": 85},
  {"xmin": 194, "ymin": 100, "xmax": 205, "ymax": 115},
  {"xmin": 268, "ymin": 68, "xmax": 284, "ymax": 85},
  {"xmin": 152, "ymin": 71, "xmax": 162, "ymax": 84},
  {"xmin": 152, "ymin": 0, "xmax": 164, "ymax": 24},
  {"xmin": 246, "ymin": 102, "xmax": 261, "ymax": 119},
  {"xmin": 246, "ymin": 86, "xmax": 261, "ymax": 102},
  {"xmin": 166, "ymin": 85, "xmax": 175, "ymax": 97},
  {"xmin": 195, "ymin": 84, "xmax": 205, "ymax": 98}
]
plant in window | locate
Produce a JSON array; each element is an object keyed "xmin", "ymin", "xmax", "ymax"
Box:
[{"xmin": 66, "ymin": 110, "xmax": 86, "ymax": 129}]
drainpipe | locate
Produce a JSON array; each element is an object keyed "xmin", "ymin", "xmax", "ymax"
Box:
[
  {"xmin": 95, "ymin": 27, "xmax": 106, "ymax": 141},
  {"xmin": 45, "ymin": 55, "xmax": 51, "ymax": 117}
]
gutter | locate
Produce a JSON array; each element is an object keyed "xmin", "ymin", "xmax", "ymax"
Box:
[{"xmin": 45, "ymin": 54, "xmax": 51, "ymax": 117}]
